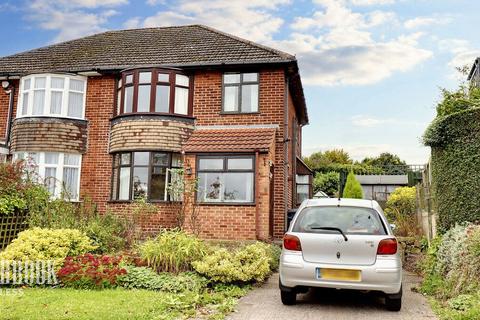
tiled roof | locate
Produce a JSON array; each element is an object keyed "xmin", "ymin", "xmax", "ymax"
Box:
[
  {"xmin": 0, "ymin": 25, "xmax": 295, "ymax": 75},
  {"xmin": 183, "ymin": 128, "xmax": 276, "ymax": 153}
]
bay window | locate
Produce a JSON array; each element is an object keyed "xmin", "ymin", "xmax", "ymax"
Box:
[
  {"xmin": 197, "ymin": 155, "xmax": 254, "ymax": 203},
  {"xmin": 111, "ymin": 151, "xmax": 182, "ymax": 201},
  {"xmin": 18, "ymin": 74, "xmax": 87, "ymax": 119},
  {"xmin": 116, "ymin": 69, "xmax": 192, "ymax": 116},
  {"xmin": 14, "ymin": 152, "xmax": 82, "ymax": 201},
  {"xmin": 222, "ymin": 73, "xmax": 259, "ymax": 113}
]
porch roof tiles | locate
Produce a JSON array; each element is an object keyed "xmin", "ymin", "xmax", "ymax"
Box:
[{"xmin": 183, "ymin": 128, "xmax": 276, "ymax": 153}]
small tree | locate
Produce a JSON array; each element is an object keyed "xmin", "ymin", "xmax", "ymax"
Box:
[
  {"xmin": 313, "ymin": 171, "xmax": 339, "ymax": 197},
  {"xmin": 342, "ymin": 171, "xmax": 363, "ymax": 199}
]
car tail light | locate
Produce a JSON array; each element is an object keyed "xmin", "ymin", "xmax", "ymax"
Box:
[
  {"xmin": 283, "ymin": 234, "xmax": 302, "ymax": 251},
  {"xmin": 377, "ymin": 238, "xmax": 397, "ymax": 255}
]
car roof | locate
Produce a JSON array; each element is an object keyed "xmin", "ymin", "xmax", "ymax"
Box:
[{"xmin": 303, "ymin": 198, "xmax": 376, "ymax": 209}]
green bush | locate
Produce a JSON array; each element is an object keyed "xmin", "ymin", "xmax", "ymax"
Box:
[
  {"xmin": 138, "ymin": 229, "xmax": 207, "ymax": 273},
  {"xmin": 342, "ymin": 171, "xmax": 363, "ymax": 199},
  {"xmin": 384, "ymin": 187, "xmax": 417, "ymax": 236},
  {"xmin": 28, "ymin": 198, "xmax": 126, "ymax": 254},
  {"xmin": 423, "ymin": 107, "xmax": 480, "ymax": 231},
  {"xmin": 119, "ymin": 266, "xmax": 209, "ymax": 293},
  {"xmin": 0, "ymin": 227, "xmax": 96, "ymax": 270},
  {"xmin": 313, "ymin": 171, "xmax": 339, "ymax": 197},
  {"xmin": 192, "ymin": 242, "xmax": 272, "ymax": 283}
]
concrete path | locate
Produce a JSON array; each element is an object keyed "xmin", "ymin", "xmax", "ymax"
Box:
[{"xmin": 227, "ymin": 272, "xmax": 437, "ymax": 320}]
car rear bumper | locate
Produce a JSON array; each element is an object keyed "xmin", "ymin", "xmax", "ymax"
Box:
[{"xmin": 279, "ymin": 251, "xmax": 402, "ymax": 295}]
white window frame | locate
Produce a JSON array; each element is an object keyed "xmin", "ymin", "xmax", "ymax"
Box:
[
  {"xmin": 13, "ymin": 151, "xmax": 82, "ymax": 201},
  {"xmin": 17, "ymin": 74, "xmax": 87, "ymax": 120}
]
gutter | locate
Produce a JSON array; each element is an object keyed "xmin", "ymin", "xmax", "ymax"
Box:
[
  {"xmin": 255, "ymin": 150, "xmax": 261, "ymax": 240},
  {"xmin": 283, "ymin": 75, "xmax": 290, "ymax": 232}
]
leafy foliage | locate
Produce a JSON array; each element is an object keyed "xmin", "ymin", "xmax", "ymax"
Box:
[
  {"xmin": 28, "ymin": 198, "xmax": 126, "ymax": 254},
  {"xmin": 342, "ymin": 171, "xmax": 363, "ymax": 199},
  {"xmin": 138, "ymin": 229, "xmax": 207, "ymax": 273},
  {"xmin": 192, "ymin": 242, "xmax": 276, "ymax": 283},
  {"xmin": 303, "ymin": 149, "xmax": 352, "ymax": 169},
  {"xmin": 384, "ymin": 187, "xmax": 418, "ymax": 236},
  {"xmin": 0, "ymin": 228, "xmax": 96, "ymax": 270},
  {"xmin": 57, "ymin": 254, "xmax": 127, "ymax": 289},
  {"xmin": 423, "ymin": 107, "xmax": 480, "ymax": 230},
  {"xmin": 361, "ymin": 152, "xmax": 408, "ymax": 174},
  {"xmin": 119, "ymin": 266, "xmax": 209, "ymax": 293},
  {"xmin": 0, "ymin": 161, "xmax": 50, "ymax": 216},
  {"xmin": 436, "ymin": 85, "xmax": 480, "ymax": 117},
  {"xmin": 313, "ymin": 171, "xmax": 339, "ymax": 196}
]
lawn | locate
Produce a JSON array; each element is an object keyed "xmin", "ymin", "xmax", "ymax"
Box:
[{"xmin": 0, "ymin": 286, "xmax": 249, "ymax": 320}]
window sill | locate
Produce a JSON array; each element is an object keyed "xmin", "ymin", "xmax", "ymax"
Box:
[
  {"xmin": 219, "ymin": 111, "xmax": 260, "ymax": 115},
  {"xmin": 197, "ymin": 202, "xmax": 256, "ymax": 206},
  {"xmin": 107, "ymin": 200, "xmax": 181, "ymax": 204}
]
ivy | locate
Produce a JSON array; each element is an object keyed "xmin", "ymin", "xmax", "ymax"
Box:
[{"xmin": 423, "ymin": 107, "xmax": 480, "ymax": 231}]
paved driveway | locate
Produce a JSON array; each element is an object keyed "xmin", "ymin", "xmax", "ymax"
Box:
[{"xmin": 227, "ymin": 272, "xmax": 437, "ymax": 320}]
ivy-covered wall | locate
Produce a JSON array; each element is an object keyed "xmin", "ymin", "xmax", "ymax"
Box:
[{"xmin": 424, "ymin": 107, "xmax": 480, "ymax": 231}]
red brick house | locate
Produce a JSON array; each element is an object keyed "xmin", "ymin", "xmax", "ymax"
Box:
[{"xmin": 0, "ymin": 25, "xmax": 311, "ymax": 240}]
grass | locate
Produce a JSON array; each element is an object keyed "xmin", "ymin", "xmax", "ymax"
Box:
[{"xmin": 0, "ymin": 285, "xmax": 250, "ymax": 320}]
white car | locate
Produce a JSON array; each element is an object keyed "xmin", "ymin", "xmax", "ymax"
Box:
[{"xmin": 279, "ymin": 198, "xmax": 402, "ymax": 311}]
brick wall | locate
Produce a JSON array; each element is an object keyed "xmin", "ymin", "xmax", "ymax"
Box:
[
  {"xmin": 109, "ymin": 116, "xmax": 194, "ymax": 153},
  {"xmin": 11, "ymin": 117, "xmax": 87, "ymax": 153}
]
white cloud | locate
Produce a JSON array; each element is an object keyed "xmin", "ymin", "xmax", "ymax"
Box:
[
  {"xmin": 283, "ymin": 1, "xmax": 432, "ymax": 85},
  {"xmin": 141, "ymin": 0, "xmax": 290, "ymax": 42},
  {"xmin": 350, "ymin": 0, "xmax": 395, "ymax": 5},
  {"xmin": 147, "ymin": 0, "xmax": 166, "ymax": 5},
  {"xmin": 438, "ymin": 38, "xmax": 480, "ymax": 77},
  {"xmin": 404, "ymin": 15, "xmax": 452, "ymax": 29},
  {"xmin": 25, "ymin": 0, "xmax": 127, "ymax": 42},
  {"xmin": 351, "ymin": 115, "xmax": 423, "ymax": 127},
  {"xmin": 123, "ymin": 17, "xmax": 141, "ymax": 29}
]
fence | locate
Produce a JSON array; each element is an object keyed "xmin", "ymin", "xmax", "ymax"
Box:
[
  {"xmin": 0, "ymin": 211, "xmax": 29, "ymax": 250},
  {"xmin": 416, "ymin": 162, "xmax": 437, "ymax": 241}
]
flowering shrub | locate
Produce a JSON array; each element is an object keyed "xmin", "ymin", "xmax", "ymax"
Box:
[
  {"xmin": 57, "ymin": 254, "xmax": 126, "ymax": 289},
  {"xmin": 192, "ymin": 242, "xmax": 275, "ymax": 283}
]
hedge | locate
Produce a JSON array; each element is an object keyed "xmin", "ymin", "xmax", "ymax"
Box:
[{"xmin": 423, "ymin": 107, "xmax": 480, "ymax": 231}]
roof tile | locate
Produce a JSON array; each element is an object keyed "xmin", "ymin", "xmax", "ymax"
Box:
[{"xmin": 183, "ymin": 128, "xmax": 276, "ymax": 153}]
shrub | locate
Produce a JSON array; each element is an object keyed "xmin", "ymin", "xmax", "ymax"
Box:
[
  {"xmin": 313, "ymin": 171, "xmax": 339, "ymax": 197},
  {"xmin": 138, "ymin": 229, "xmax": 207, "ymax": 273},
  {"xmin": 57, "ymin": 254, "xmax": 127, "ymax": 289},
  {"xmin": 28, "ymin": 198, "xmax": 126, "ymax": 254},
  {"xmin": 342, "ymin": 171, "xmax": 363, "ymax": 199},
  {"xmin": 119, "ymin": 266, "xmax": 209, "ymax": 293},
  {"xmin": 192, "ymin": 242, "xmax": 272, "ymax": 283},
  {"xmin": 0, "ymin": 228, "xmax": 96, "ymax": 270},
  {"xmin": 384, "ymin": 187, "xmax": 418, "ymax": 236}
]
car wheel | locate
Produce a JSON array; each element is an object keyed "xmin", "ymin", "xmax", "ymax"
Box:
[
  {"xmin": 385, "ymin": 285, "xmax": 402, "ymax": 311},
  {"xmin": 280, "ymin": 290, "xmax": 297, "ymax": 305}
]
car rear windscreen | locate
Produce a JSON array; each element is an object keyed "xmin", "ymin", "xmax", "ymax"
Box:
[{"xmin": 292, "ymin": 206, "xmax": 387, "ymax": 235}]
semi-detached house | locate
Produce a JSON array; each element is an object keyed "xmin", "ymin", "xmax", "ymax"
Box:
[{"xmin": 0, "ymin": 25, "xmax": 311, "ymax": 240}]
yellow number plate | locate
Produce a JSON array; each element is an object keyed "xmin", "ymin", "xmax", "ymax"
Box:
[{"xmin": 318, "ymin": 268, "xmax": 361, "ymax": 281}]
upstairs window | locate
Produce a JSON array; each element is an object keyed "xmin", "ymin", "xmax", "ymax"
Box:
[
  {"xmin": 116, "ymin": 69, "xmax": 192, "ymax": 116},
  {"xmin": 18, "ymin": 74, "xmax": 87, "ymax": 119},
  {"xmin": 222, "ymin": 73, "xmax": 259, "ymax": 113}
]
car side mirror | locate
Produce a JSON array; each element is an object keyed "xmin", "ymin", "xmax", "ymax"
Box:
[{"xmin": 390, "ymin": 224, "xmax": 396, "ymax": 231}]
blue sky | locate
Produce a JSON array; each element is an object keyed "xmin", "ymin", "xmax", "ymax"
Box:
[{"xmin": 1, "ymin": 0, "xmax": 478, "ymax": 163}]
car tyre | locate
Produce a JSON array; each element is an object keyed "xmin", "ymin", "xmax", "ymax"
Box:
[
  {"xmin": 385, "ymin": 286, "xmax": 402, "ymax": 312},
  {"xmin": 280, "ymin": 290, "xmax": 297, "ymax": 305}
]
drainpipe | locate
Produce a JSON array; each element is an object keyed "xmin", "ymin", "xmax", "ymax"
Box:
[
  {"xmin": 255, "ymin": 150, "xmax": 260, "ymax": 240},
  {"xmin": 283, "ymin": 76, "xmax": 289, "ymax": 233},
  {"xmin": 3, "ymin": 81, "xmax": 14, "ymax": 149}
]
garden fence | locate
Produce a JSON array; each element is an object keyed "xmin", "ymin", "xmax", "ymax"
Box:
[
  {"xmin": 0, "ymin": 211, "xmax": 29, "ymax": 250},
  {"xmin": 416, "ymin": 161, "xmax": 437, "ymax": 241}
]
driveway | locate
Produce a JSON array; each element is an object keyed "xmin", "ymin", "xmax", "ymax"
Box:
[{"xmin": 227, "ymin": 272, "xmax": 437, "ymax": 320}]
